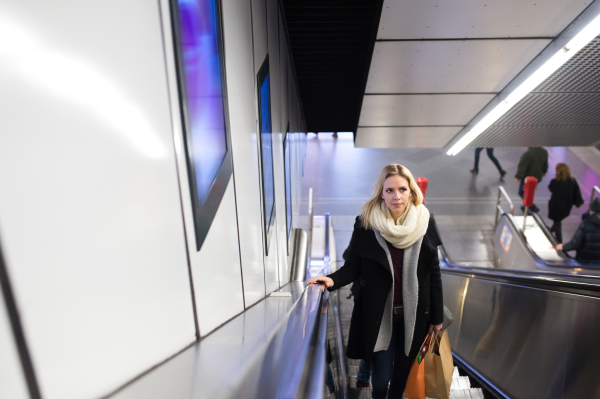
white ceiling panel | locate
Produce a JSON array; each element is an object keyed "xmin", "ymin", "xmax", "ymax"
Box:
[
  {"xmin": 356, "ymin": 127, "xmax": 462, "ymax": 148},
  {"xmin": 358, "ymin": 94, "xmax": 495, "ymax": 126},
  {"xmin": 366, "ymin": 40, "xmax": 550, "ymax": 93},
  {"xmin": 377, "ymin": 0, "xmax": 590, "ymax": 39}
]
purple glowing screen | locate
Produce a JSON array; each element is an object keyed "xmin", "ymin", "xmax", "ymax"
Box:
[{"xmin": 177, "ymin": 0, "xmax": 227, "ymax": 207}]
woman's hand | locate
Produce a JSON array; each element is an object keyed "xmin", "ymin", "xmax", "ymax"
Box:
[
  {"xmin": 428, "ymin": 323, "xmax": 442, "ymax": 336},
  {"xmin": 307, "ymin": 276, "xmax": 334, "ymax": 288},
  {"xmin": 556, "ymin": 243, "xmax": 563, "ymax": 251}
]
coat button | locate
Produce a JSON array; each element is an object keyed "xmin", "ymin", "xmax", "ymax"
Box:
[
  {"xmin": 424, "ymin": 308, "xmax": 430, "ymax": 314},
  {"xmin": 361, "ymin": 279, "xmax": 366, "ymax": 286}
]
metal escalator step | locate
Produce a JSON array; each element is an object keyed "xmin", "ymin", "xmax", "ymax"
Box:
[{"xmin": 451, "ymin": 376, "xmax": 471, "ymax": 390}]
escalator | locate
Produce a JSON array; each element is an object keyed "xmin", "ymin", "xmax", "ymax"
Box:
[{"xmin": 438, "ymin": 190, "xmax": 600, "ymax": 398}]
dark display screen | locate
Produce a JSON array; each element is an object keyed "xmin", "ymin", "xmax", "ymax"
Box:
[
  {"xmin": 259, "ymin": 71, "xmax": 275, "ymax": 234},
  {"xmin": 177, "ymin": 0, "xmax": 227, "ymax": 207}
]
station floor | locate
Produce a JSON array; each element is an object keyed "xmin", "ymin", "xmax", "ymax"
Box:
[{"xmin": 300, "ymin": 133, "xmax": 600, "ymax": 267}]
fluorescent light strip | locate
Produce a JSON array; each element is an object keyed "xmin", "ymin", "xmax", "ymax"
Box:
[{"xmin": 447, "ymin": 13, "xmax": 600, "ymax": 156}]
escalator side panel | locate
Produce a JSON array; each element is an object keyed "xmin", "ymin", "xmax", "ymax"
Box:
[
  {"xmin": 563, "ymin": 299, "xmax": 600, "ymax": 399},
  {"xmin": 448, "ymin": 275, "xmax": 497, "ymax": 380},
  {"xmin": 442, "ymin": 272, "xmax": 600, "ymax": 399},
  {"xmin": 494, "ymin": 217, "xmax": 539, "ymax": 272},
  {"xmin": 440, "ymin": 274, "xmax": 468, "ymax": 350},
  {"xmin": 488, "ymin": 284, "xmax": 569, "ymax": 399}
]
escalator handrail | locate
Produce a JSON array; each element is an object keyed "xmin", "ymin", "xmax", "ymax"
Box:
[{"xmin": 441, "ymin": 262, "xmax": 600, "ymax": 297}]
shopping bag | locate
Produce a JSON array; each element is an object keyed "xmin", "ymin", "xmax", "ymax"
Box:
[
  {"xmin": 424, "ymin": 331, "xmax": 454, "ymax": 399},
  {"xmin": 405, "ymin": 331, "xmax": 433, "ymax": 399},
  {"xmin": 404, "ymin": 357, "xmax": 425, "ymax": 399}
]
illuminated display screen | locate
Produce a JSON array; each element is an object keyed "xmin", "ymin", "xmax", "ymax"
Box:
[
  {"xmin": 177, "ymin": 0, "xmax": 227, "ymax": 207},
  {"xmin": 259, "ymin": 71, "xmax": 275, "ymax": 235}
]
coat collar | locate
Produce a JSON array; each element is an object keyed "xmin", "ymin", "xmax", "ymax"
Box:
[{"xmin": 351, "ymin": 229, "xmax": 389, "ymax": 269}]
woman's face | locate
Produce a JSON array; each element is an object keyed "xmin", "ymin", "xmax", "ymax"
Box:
[{"xmin": 382, "ymin": 175, "xmax": 411, "ymax": 219}]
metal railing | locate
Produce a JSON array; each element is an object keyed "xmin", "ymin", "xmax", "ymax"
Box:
[
  {"xmin": 290, "ymin": 188, "xmax": 312, "ymax": 282},
  {"xmin": 495, "ymin": 186, "xmax": 514, "ymax": 227},
  {"xmin": 590, "ymin": 185, "xmax": 600, "ymax": 204}
]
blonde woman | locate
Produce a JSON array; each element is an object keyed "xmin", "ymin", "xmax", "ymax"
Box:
[
  {"xmin": 548, "ymin": 163, "xmax": 584, "ymax": 243},
  {"xmin": 308, "ymin": 164, "xmax": 443, "ymax": 399}
]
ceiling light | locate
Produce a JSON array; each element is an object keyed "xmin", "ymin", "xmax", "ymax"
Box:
[{"xmin": 447, "ymin": 13, "xmax": 600, "ymax": 156}]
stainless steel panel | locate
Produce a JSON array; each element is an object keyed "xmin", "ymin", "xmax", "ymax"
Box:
[
  {"xmin": 442, "ymin": 270, "xmax": 600, "ymax": 398},
  {"xmin": 490, "ymin": 286, "xmax": 570, "ymax": 399},
  {"xmin": 440, "ymin": 273, "xmax": 467, "ymax": 350},
  {"xmin": 563, "ymin": 299, "xmax": 600, "ymax": 399},
  {"xmin": 454, "ymin": 280, "xmax": 497, "ymax": 379}
]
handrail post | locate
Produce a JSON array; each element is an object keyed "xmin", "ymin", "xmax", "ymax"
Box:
[
  {"xmin": 590, "ymin": 186, "xmax": 600, "ymax": 205},
  {"xmin": 306, "ymin": 187, "xmax": 313, "ymax": 280},
  {"xmin": 495, "ymin": 186, "xmax": 514, "ymax": 227}
]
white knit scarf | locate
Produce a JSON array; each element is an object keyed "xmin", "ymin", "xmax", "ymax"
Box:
[{"xmin": 371, "ymin": 200, "xmax": 430, "ymax": 249}]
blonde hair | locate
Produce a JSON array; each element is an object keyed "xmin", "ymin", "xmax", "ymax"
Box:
[
  {"xmin": 555, "ymin": 163, "xmax": 572, "ymax": 182},
  {"xmin": 360, "ymin": 164, "xmax": 423, "ymax": 229}
]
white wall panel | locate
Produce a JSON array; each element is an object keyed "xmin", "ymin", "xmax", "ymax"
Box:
[
  {"xmin": 252, "ymin": 0, "xmax": 269, "ymax": 73},
  {"xmin": 359, "ymin": 94, "xmax": 495, "ymax": 126},
  {"xmin": 190, "ymin": 180, "xmax": 244, "ymax": 334},
  {"xmin": 377, "ymin": 0, "xmax": 590, "ymax": 39},
  {"xmin": 221, "ymin": 0, "xmax": 266, "ymax": 307},
  {"xmin": 0, "ymin": 2, "xmax": 196, "ymax": 398},
  {"xmin": 366, "ymin": 40, "xmax": 550, "ymax": 93},
  {"xmin": 158, "ymin": 0, "xmax": 245, "ymax": 325},
  {"xmin": 265, "ymin": 0, "xmax": 283, "ymax": 292},
  {"xmin": 0, "ymin": 288, "xmax": 28, "ymax": 399},
  {"xmin": 356, "ymin": 127, "xmax": 462, "ymax": 148}
]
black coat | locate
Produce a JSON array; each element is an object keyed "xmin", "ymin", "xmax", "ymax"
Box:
[
  {"xmin": 548, "ymin": 178, "xmax": 584, "ymax": 221},
  {"xmin": 563, "ymin": 212, "xmax": 600, "ymax": 261},
  {"xmin": 327, "ymin": 217, "xmax": 443, "ymax": 364}
]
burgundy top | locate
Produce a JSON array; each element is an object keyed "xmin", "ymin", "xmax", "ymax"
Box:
[{"xmin": 386, "ymin": 241, "xmax": 404, "ymax": 306}]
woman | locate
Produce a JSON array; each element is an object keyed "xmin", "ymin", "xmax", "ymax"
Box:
[
  {"xmin": 548, "ymin": 163, "xmax": 584, "ymax": 243},
  {"xmin": 308, "ymin": 164, "xmax": 443, "ymax": 399}
]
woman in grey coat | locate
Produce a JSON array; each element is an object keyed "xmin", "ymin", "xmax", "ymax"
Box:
[{"xmin": 308, "ymin": 164, "xmax": 444, "ymax": 399}]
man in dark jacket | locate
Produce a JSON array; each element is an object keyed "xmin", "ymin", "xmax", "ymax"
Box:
[
  {"xmin": 556, "ymin": 198, "xmax": 600, "ymax": 264},
  {"xmin": 515, "ymin": 147, "xmax": 548, "ymax": 213}
]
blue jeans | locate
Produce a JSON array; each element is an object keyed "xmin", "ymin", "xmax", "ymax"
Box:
[
  {"xmin": 474, "ymin": 148, "xmax": 503, "ymax": 172},
  {"xmin": 575, "ymin": 257, "xmax": 600, "ymax": 265},
  {"xmin": 371, "ymin": 314, "xmax": 411, "ymax": 399},
  {"xmin": 357, "ymin": 358, "xmax": 372, "ymax": 383},
  {"xmin": 325, "ymin": 364, "xmax": 334, "ymax": 390}
]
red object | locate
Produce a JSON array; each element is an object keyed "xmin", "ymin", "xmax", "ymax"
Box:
[
  {"xmin": 522, "ymin": 176, "xmax": 538, "ymax": 207},
  {"xmin": 416, "ymin": 177, "xmax": 428, "ymax": 203}
]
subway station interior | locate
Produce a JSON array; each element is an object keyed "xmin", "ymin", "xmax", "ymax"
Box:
[{"xmin": 3, "ymin": 1, "xmax": 600, "ymax": 398}]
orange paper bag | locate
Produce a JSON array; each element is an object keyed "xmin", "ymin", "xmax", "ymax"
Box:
[{"xmin": 404, "ymin": 357, "xmax": 425, "ymax": 399}]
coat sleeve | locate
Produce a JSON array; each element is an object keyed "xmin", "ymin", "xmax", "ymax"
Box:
[
  {"xmin": 573, "ymin": 179, "xmax": 584, "ymax": 207},
  {"xmin": 548, "ymin": 179, "xmax": 556, "ymax": 193},
  {"xmin": 563, "ymin": 222, "xmax": 586, "ymax": 252},
  {"xmin": 515, "ymin": 152, "xmax": 529, "ymax": 180},
  {"xmin": 327, "ymin": 218, "xmax": 362, "ymax": 291},
  {"xmin": 426, "ymin": 223, "xmax": 444, "ymax": 325}
]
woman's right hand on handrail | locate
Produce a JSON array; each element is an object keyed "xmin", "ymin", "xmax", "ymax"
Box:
[{"xmin": 307, "ymin": 276, "xmax": 334, "ymax": 288}]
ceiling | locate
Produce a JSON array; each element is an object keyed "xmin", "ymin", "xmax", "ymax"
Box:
[
  {"xmin": 282, "ymin": 0, "xmax": 600, "ymax": 149},
  {"xmin": 281, "ymin": 0, "xmax": 383, "ymax": 133}
]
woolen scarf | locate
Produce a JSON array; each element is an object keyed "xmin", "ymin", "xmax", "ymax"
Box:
[{"xmin": 371, "ymin": 200, "xmax": 430, "ymax": 249}]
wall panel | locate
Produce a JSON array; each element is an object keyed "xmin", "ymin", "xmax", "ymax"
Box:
[
  {"xmin": 190, "ymin": 181, "xmax": 245, "ymax": 334},
  {"xmin": 158, "ymin": 0, "xmax": 245, "ymax": 328},
  {"xmin": 0, "ymin": 284, "xmax": 28, "ymax": 399},
  {"xmin": 221, "ymin": 0, "xmax": 267, "ymax": 306},
  {"xmin": 0, "ymin": 2, "xmax": 196, "ymax": 398}
]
